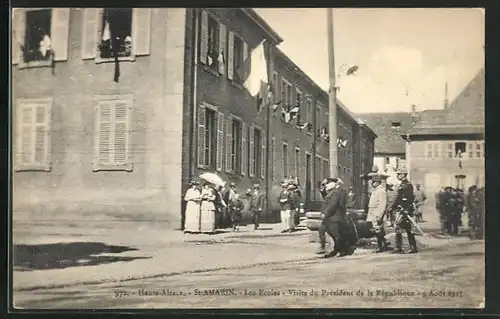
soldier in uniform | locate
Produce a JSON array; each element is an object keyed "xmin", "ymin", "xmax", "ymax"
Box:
[{"xmin": 390, "ymin": 168, "xmax": 418, "ymax": 254}]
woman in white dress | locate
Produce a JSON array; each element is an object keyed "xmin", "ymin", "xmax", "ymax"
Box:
[
  {"xmin": 200, "ymin": 183, "xmax": 217, "ymax": 233},
  {"xmin": 183, "ymin": 181, "xmax": 201, "ymax": 233}
]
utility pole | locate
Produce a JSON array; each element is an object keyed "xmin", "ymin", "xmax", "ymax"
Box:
[{"xmin": 327, "ymin": 8, "xmax": 338, "ymax": 178}]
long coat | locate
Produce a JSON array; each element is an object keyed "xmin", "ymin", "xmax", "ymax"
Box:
[
  {"xmin": 321, "ymin": 187, "xmax": 347, "ymax": 222},
  {"xmin": 367, "ymin": 185, "xmax": 387, "ymax": 223},
  {"xmin": 249, "ymin": 191, "xmax": 264, "ymax": 212}
]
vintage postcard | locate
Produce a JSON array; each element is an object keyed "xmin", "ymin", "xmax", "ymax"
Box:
[{"xmin": 11, "ymin": 7, "xmax": 484, "ymax": 309}]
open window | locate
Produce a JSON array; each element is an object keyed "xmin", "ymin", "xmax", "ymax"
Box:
[
  {"xmin": 455, "ymin": 142, "xmax": 466, "ymax": 158},
  {"xmin": 391, "ymin": 121, "xmax": 401, "ymax": 129},
  {"xmin": 98, "ymin": 9, "xmax": 133, "ymax": 60},
  {"xmin": 24, "ymin": 9, "xmax": 53, "ymax": 63}
]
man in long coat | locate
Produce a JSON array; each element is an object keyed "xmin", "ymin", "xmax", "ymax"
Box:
[
  {"xmin": 320, "ymin": 177, "xmax": 349, "ymax": 258},
  {"xmin": 367, "ymin": 175, "xmax": 388, "ymax": 252}
]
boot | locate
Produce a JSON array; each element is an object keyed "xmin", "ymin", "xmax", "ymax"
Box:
[
  {"xmin": 374, "ymin": 237, "xmax": 385, "ymax": 253},
  {"xmin": 322, "ymin": 249, "xmax": 338, "ymax": 258},
  {"xmin": 392, "ymin": 233, "xmax": 403, "ymax": 254},
  {"xmin": 408, "ymin": 233, "xmax": 418, "ymax": 253}
]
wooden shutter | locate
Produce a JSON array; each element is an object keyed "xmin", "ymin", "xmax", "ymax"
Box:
[
  {"xmin": 227, "ymin": 31, "xmax": 234, "ymax": 80},
  {"xmin": 218, "ymin": 22, "xmax": 227, "ymax": 74},
  {"xmin": 132, "ymin": 8, "xmax": 152, "ymax": 56},
  {"xmin": 113, "ymin": 101, "xmax": 131, "ymax": 169},
  {"xmin": 94, "ymin": 100, "xmax": 112, "ymax": 169},
  {"xmin": 33, "ymin": 105, "xmax": 46, "ymax": 166},
  {"xmin": 199, "ymin": 10, "xmax": 208, "ymax": 64},
  {"xmin": 19, "ymin": 105, "xmax": 34, "ymax": 167},
  {"xmin": 249, "ymin": 126, "xmax": 255, "ymax": 177},
  {"xmin": 241, "ymin": 122, "xmax": 247, "ymax": 176},
  {"xmin": 197, "ymin": 104, "xmax": 206, "ymax": 168},
  {"xmin": 81, "ymin": 8, "xmax": 100, "ymax": 59},
  {"xmin": 216, "ymin": 111, "xmax": 224, "ymax": 172},
  {"xmin": 51, "ymin": 8, "xmax": 70, "ymax": 61},
  {"xmin": 12, "ymin": 9, "xmax": 25, "ymax": 65},
  {"xmin": 225, "ymin": 116, "xmax": 233, "ymax": 172},
  {"xmin": 242, "ymin": 41, "xmax": 248, "ymax": 80},
  {"xmin": 272, "ymin": 137, "xmax": 276, "ymax": 181},
  {"xmin": 261, "ymin": 133, "xmax": 266, "ymax": 179}
]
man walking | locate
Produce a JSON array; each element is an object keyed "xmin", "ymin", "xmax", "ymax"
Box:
[
  {"xmin": 367, "ymin": 175, "xmax": 389, "ymax": 253},
  {"xmin": 249, "ymin": 184, "xmax": 264, "ymax": 230},
  {"xmin": 414, "ymin": 184, "xmax": 427, "ymax": 223},
  {"xmin": 319, "ymin": 177, "xmax": 349, "ymax": 258},
  {"xmin": 390, "ymin": 168, "xmax": 418, "ymax": 254}
]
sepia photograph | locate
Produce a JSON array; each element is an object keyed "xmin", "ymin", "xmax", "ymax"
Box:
[{"xmin": 11, "ymin": 7, "xmax": 485, "ymax": 309}]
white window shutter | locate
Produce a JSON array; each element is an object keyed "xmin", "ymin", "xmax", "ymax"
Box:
[
  {"xmin": 81, "ymin": 8, "xmax": 100, "ymax": 60},
  {"xmin": 19, "ymin": 105, "xmax": 34, "ymax": 168},
  {"xmin": 113, "ymin": 102, "xmax": 130, "ymax": 168},
  {"xmin": 225, "ymin": 116, "xmax": 233, "ymax": 172},
  {"xmin": 227, "ymin": 31, "xmax": 234, "ymax": 80},
  {"xmin": 218, "ymin": 23, "xmax": 227, "ymax": 74},
  {"xmin": 261, "ymin": 134, "xmax": 266, "ymax": 179},
  {"xmin": 34, "ymin": 105, "xmax": 46, "ymax": 166},
  {"xmin": 199, "ymin": 10, "xmax": 208, "ymax": 64},
  {"xmin": 197, "ymin": 104, "xmax": 206, "ymax": 168},
  {"xmin": 216, "ymin": 111, "xmax": 224, "ymax": 172},
  {"xmin": 12, "ymin": 9, "xmax": 25, "ymax": 65},
  {"xmin": 243, "ymin": 41, "xmax": 248, "ymax": 79},
  {"xmin": 94, "ymin": 101, "xmax": 112, "ymax": 170},
  {"xmin": 241, "ymin": 122, "xmax": 246, "ymax": 176},
  {"xmin": 249, "ymin": 126, "xmax": 255, "ymax": 177},
  {"xmin": 51, "ymin": 8, "xmax": 70, "ymax": 61},
  {"xmin": 132, "ymin": 8, "xmax": 152, "ymax": 56}
]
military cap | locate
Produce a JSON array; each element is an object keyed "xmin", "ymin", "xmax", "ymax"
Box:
[{"xmin": 396, "ymin": 168, "xmax": 408, "ymax": 175}]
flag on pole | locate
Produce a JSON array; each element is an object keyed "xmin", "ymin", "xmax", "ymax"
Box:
[
  {"xmin": 102, "ymin": 20, "xmax": 111, "ymax": 41},
  {"xmin": 242, "ymin": 40, "xmax": 270, "ymax": 112}
]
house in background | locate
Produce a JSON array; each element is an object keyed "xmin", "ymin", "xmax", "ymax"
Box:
[{"xmin": 404, "ymin": 68, "xmax": 485, "ymax": 196}]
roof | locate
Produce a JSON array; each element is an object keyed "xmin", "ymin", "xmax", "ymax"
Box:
[
  {"xmin": 408, "ymin": 68, "xmax": 485, "ymax": 136},
  {"xmin": 242, "ymin": 9, "xmax": 284, "ymax": 44},
  {"xmin": 356, "ymin": 112, "xmax": 415, "ymax": 154}
]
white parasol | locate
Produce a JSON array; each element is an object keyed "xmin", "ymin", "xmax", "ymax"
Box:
[{"xmin": 199, "ymin": 172, "xmax": 225, "ymax": 187}]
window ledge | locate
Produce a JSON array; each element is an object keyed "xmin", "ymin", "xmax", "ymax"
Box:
[
  {"xmin": 14, "ymin": 165, "xmax": 51, "ymax": 172},
  {"xmin": 95, "ymin": 55, "xmax": 136, "ymax": 64},
  {"xmin": 93, "ymin": 165, "xmax": 133, "ymax": 172},
  {"xmin": 17, "ymin": 60, "xmax": 52, "ymax": 69}
]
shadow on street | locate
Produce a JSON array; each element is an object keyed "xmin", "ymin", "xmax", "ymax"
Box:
[{"xmin": 13, "ymin": 242, "xmax": 151, "ymax": 271}]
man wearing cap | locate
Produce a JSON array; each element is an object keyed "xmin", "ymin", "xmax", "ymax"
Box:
[
  {"xmin": 249, "ymin": 184, "xmax": 264, "ymax": 230},
  {"xmin": 319, "ymin": 177, "xmax": 349, "ymax": 258},
  {"xmin": 367, "ymin": 175, "xmax": 389, "ymax": 253},
  {"xmin": 390, "ymin": 168, "xmax": 418, "ymax": 254}
]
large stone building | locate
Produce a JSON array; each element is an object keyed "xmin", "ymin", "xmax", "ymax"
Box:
[
  {"xmin": 404, "ymin": 68, "xmax": 485, "ymax": 196},
  {"xmin": 12, "ymin": 8, "xmax": 375, "ymax": 226}
]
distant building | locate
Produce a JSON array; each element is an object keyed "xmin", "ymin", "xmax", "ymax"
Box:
[{"xmin": 404, "ymin": 68, "xmax": 485, "ymax": 195}]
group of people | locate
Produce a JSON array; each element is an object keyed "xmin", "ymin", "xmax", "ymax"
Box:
[
  {"xmin": 435, "ymin": 185, "xmax": 484, "ymax": 239},
  {"xmin": 316, "ymin": 168, "xmax": 420, "ymax": 259},
  {"xmin": 183, "ymin": 180, "xmax": 265, "ymax": 234},
  {"xmin": 278, "ymin": 179, "xmax": 303, "ymax": 233}
]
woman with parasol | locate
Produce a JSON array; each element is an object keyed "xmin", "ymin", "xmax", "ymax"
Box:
[
  {"xmin": 199, "ymin": 173, "xmax": 225, "ymax": 234},
  {"xmin": 183, "ymin": 181, "xmax": 202, "ymax": 233}
]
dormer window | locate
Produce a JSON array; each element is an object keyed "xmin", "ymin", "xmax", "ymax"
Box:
[{"xmin": 391, "ymin": 121, "xmax": 401, "ymax": 129}]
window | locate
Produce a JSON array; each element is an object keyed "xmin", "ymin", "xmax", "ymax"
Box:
[
  {"xmin": 12, "ymin": 8, "xmax": 70, "ymax": 66},
  {"xmin": 282, "ymin": 143, "xmax": 288, "ymax": 178},
  {"xmin": 272, "ymin": 72, "xmax": 279, "ymax": 103},
  {"xmin": 233, "ymin": 35, "xmax": 244, "ymax": 80},
  {"xmin": 323, "ymin": 159, "xmax": 329, "ymax": 179},
  {"xmin": 432, "ymin": 143, "xmax": 440, "ymax": 158},
  {"xmin": 316, "ymin": 106, "xmax": 321, "ymax": 136},
  {"xmin": 281, "ymin": 80, "xmax": 292, "ymax": 107},
  {"xmin": 475, "ymin": 142, "xmax": 483, "ymax": 158},
  {"xmin": 197, "ymin": 104, "xmax": 223, "ymax": 171},
  {"xmin": 98, "ymin": 9, "xmax": 133, "ymax": 59},
  {"xmin": 307, "ymin": 97, "xmax": 313, "ymax": 127},
  {"xmin": 455, "ymin": 142, "xmax": 466, "ymax": 158},
  {"xmin": 207, "ymin": 15, "xmax": 219, "ymax": 62},
  {"xmin": 93, "ymin": 95, "xmax": 133, "ymax": 171},
  {"xmin": 294, "ymin": 148, "xmax": 300, "ymax": 178},
  {"xmin": 226, "ymin": 117, "xmax": 242, "ymax": 173},
  {"xmin": 296, "ymin": 89, "xmax": 303, "ymax": 122},
  {"xmin": 250, "ymin": 128, "xmax": 262, "ymax": 178},
  {"xmin": 15, "ymin": 98, "xmax": 52, "ymax": 171},
  {"xmin": 81, "ymin": 8, "xmax": 151, "ymax": 61},
  {"xmin": 447, "ymin": 143, "xmax": 454, "ymax": 158}
]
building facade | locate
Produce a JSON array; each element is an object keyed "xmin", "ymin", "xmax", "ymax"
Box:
[
  {"xmin": 405, "ymin": 68, "xmax": 485, "ymax": 197},
  {"xmin": 12, "ymin": 8, "xmax": 375, "ymax": 226}
]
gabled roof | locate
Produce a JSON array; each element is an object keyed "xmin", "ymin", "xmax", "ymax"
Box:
[
  {"xmin": 242, "ymin": 9, "xmax": 284, "ymax": 45},
  {"xmin": 357, "ymin": 112, "xmax": 414, "ymax": 154},
  {"xmin": 408, "ymin": 68, "xmax": 485, "ymax": 136}
]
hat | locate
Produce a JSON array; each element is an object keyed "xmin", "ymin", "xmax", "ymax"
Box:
[
  {"xmin": 371, "ymin": 175, "xmax": 382, "ymax": 183},
  {"xmin": 188, "ymin": 180, "xmax": 199, "ymax": 187},
  {"xmin": 396, "ymin": 168, "xmax": 408, "ymax": 175},
  {"xmin": 229, "ymin": 182, "xmax": 236, "ymax": 187},
  {"xmin": 253, "ymin": 184, "xmax": 260, "ymax": 189}
]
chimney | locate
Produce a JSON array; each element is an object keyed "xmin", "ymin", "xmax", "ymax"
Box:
[{"xmin": 444, "ymin": 81, "xmax": 449, "ymax": 110}]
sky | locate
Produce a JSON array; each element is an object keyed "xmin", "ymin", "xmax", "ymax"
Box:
[{"xmin": 254, "ymin": 8, "xmax": 485, "ymax": 114}]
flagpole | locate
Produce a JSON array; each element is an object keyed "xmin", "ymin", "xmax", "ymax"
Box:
[
  {"xmin": 265, "ymin": 43, "xmax": 272, "ymax": 218},
  {"xmin": 327, "ymin": 8, "xmax": 339, "ymax": 178}
]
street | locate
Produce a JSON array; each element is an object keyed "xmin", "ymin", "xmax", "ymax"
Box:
[{"xmin": 12, "ymin": 206, "xmax": 484, "ymax": 309}]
